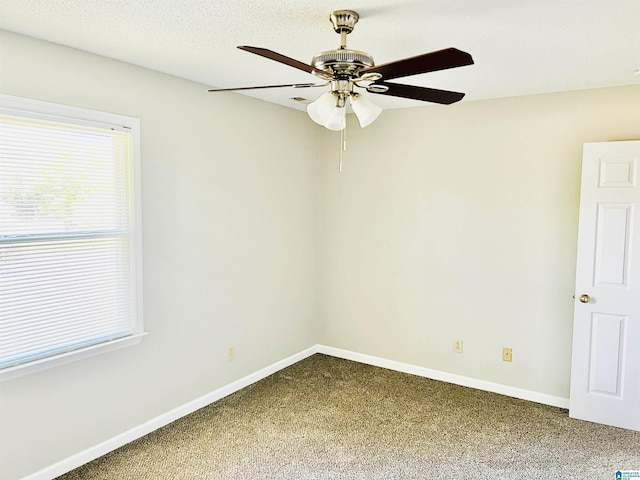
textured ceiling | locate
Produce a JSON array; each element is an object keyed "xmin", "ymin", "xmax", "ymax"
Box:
[{"xmin": 1, "ymin": 0, "xmax": 639, "ymax": 112}]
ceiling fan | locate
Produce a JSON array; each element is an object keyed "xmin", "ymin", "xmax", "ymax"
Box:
[{"xmin": 208, "ymin": 10, "xmax": 474, "ymax": 131}]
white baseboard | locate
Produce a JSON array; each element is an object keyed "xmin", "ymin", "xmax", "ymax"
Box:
[
  {"xmin": 25, "ymin": 343, "xmax": 568, "ymax": 480},
  {"xmin": 316, "ymin": 344, "xmax": 570, "ymax": 409},
  {"xmin": 23, "ymin": 346, "xmax": 317, "ymax": 480}
]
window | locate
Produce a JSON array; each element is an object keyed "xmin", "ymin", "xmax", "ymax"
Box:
[{"xmin": 0, "ymin": 94, "xmax": 144, "ymax": 380}]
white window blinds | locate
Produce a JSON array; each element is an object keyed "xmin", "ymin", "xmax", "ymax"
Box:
[{"xmin": 0, "ymin": 97, "xmax": 143, "ymax": 374}]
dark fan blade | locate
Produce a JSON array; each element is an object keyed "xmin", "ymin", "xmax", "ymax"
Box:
[
  {"xmin": 238, "ymin": 46, "xmax": 315, "ymax": 74},
  {"xmin": 360, "ymin": 47, "xmax": 473, "ymax": 81},
  {"xmin": 209, "ymin": 83, "xmax": 322, "ymax": 92},
  {"xmin": 367, "ymin": 81, "xmax": 465, "ymax": 104}
]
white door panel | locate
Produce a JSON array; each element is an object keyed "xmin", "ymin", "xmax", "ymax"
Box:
[{"xmin": 570, "ymin": 140, "xmax": 640, "ymax": 431}]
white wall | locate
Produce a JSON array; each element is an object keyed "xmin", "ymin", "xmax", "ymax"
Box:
[
  {"xmin": 0, "ymin": 31, "xmax": 320, "ymax": 480},
  {"xmin": 317, "ymin": 84, "xmax": 640, "ymax": 399}
]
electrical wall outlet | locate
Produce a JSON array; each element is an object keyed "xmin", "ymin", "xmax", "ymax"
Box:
[
  {"xmin": 227, "ymin": 346, "xmax": 236, "ymax": 362},
  {"xmin": 502, "ymin": 347, "xmax": 512, "ymax": 362},
  {"xmin": 453, "ymin": 339, "xmax": 463, "ymax": 354}
]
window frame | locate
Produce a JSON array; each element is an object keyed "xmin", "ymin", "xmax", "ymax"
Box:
[{"xmin": 0, "ymin": 94, "xmax": 145, "ymax": 381}]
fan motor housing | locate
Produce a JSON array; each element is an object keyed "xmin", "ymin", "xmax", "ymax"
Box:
[{"xmin": 311, "ymin": 49, "xmax": 375, "ymax": 79}]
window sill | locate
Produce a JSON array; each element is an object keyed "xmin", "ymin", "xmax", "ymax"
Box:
[{"xmin": 0, "ymin": 333, "xmax": 148, "ymax": 382}]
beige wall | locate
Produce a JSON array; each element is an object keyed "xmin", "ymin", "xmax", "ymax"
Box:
[
  {"xmin": 0, "ymin": 31, "xmax": 320, "ymax": 479},
  {"xmin": 2, "ymin": 27, "xmax": 640, "ymax": 480},
  {"xmin": 317, "ymin": 84, "xmax": 640, "ymax": 398}
]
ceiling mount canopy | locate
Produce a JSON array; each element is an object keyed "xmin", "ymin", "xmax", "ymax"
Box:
[
  {"xmin": 329, "ymin": 9, "xmax": 359, "ymax": 35},
  {"xmin": 208, "ymin": 9, "xmax": 474, "ymax": 130}
]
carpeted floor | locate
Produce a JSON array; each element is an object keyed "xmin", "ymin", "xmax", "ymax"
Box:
[{"xmin": 57, "ymin": 354, "xmax": 640, "ymax": 479}]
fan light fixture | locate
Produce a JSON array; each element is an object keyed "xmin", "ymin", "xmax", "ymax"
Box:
[
  {"xmin": 349, "ymin": 94, "xmax": 382, "ymax": 127},
  {"xmin": 307, "ymin": 92, "xmax": 344, "ymax": 130},
  {"xmin": 307, "ymin": 91, "xmax": 381, "ymax": 130}
]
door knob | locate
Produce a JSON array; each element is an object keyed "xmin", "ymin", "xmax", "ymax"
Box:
[{"xmin": 579, "ymin": 294, "xmax": 590, "ymax": 303}]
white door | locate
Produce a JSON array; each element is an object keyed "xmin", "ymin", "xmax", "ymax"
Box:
[{"xmin": 570, "ymin": 140, "xmax": 640, "ymax": 431}]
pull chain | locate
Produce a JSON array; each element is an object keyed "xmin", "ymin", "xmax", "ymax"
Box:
[{"xmin": 339, "ymin": 123, "xmax": 347, "ymax": 172}]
